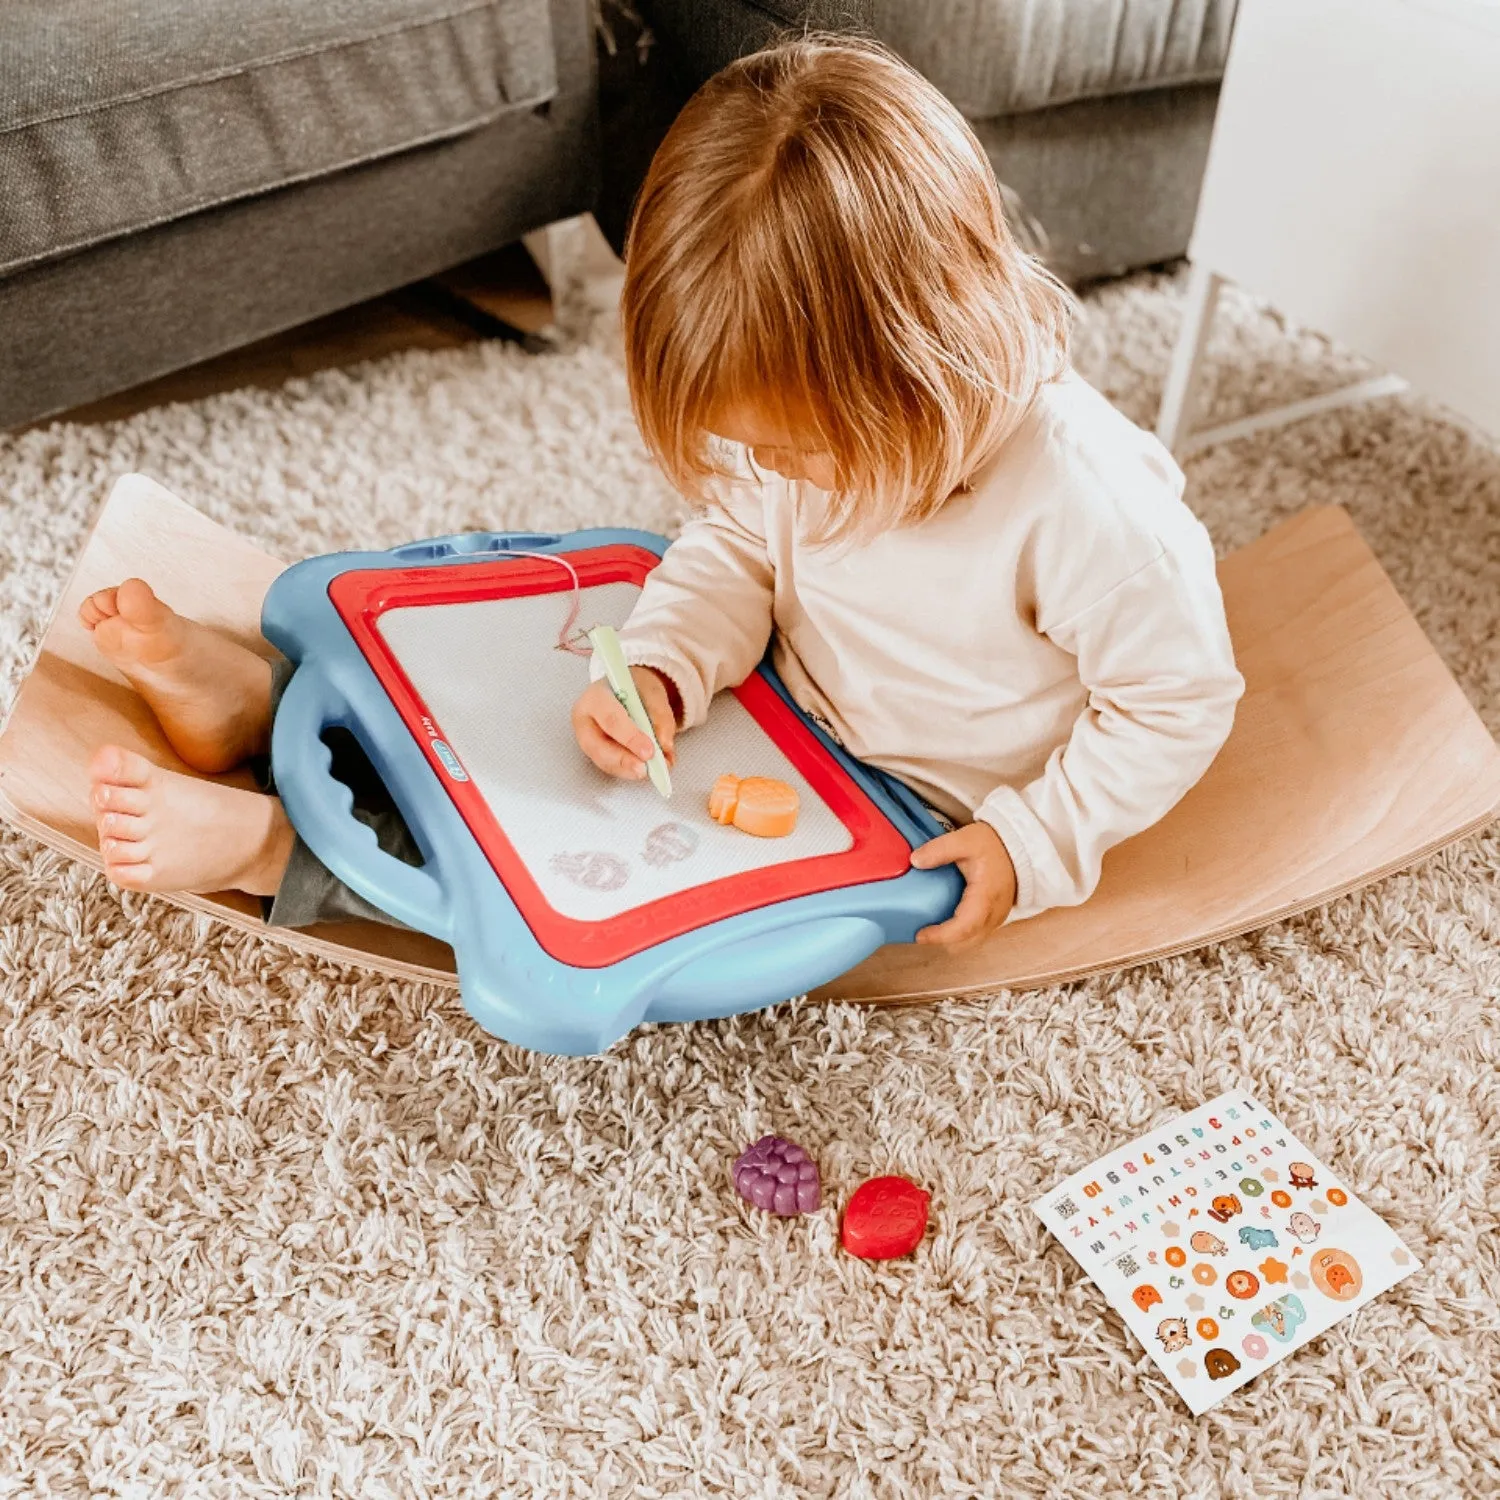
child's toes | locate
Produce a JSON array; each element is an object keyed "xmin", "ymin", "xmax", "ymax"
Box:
[
  {"xmin": 114, "ymin": 578, "xmax": 168, "ymax": 629},
  {"xmin": 89, "ymin": 744, "xmax": 155, "ymax": 790},
  {"xmin": 104, "ymin": 854, "xmax": 155, "ymax": 890},
  {"xmin": 78, "ymin": 587, "xmax": 120, "ymax": 629},
  {"xmin": 100, "ymin": 817, "xmax": 152, "ymax": 869},
  {"xmin": 92, "ymin": 779, "xmax": 149, "ymax": 816},
  {"xmin": 97, "ymin": 811, "xmax": 148, "ymax": 843}
]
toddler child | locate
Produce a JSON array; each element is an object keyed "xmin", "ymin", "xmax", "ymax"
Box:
[{"xmin": 81, "ymin": 38, "xmax": 1243, "ymax": 950}]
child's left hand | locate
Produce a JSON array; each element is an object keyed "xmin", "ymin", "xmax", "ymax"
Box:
[{"xmin": 910, "ymin": 822, "xmax": 1017, "ymax": 949}]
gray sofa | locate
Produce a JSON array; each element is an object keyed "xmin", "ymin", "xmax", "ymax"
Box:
[
  {"xmin": 0, "ymin": 0, "xmax": 597, "ymax": 431},
  {"xmin": 617, "ymin": 0, "xmax": 1236, "ymax": 283},
  {"xmin": 3, "ymin": 0, "xmax": 1235, "ymax": 433}
]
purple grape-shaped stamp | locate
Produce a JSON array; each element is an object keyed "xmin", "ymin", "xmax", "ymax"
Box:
[{"xmin": 733, "ymin": 1135, "xmax": 821, "ymax": 1216}]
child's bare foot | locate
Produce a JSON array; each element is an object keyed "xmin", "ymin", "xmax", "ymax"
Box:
[
  {"xmin": 89, "ymin": 746, "xmax": 294, "ymax": 896},
  {"xmin": 79, "ymin": 579, "xmax": 272, "ymax": 773}
]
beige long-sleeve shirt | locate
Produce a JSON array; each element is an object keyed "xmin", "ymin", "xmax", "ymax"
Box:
[{"xmin": 608, "ymin": 372, "xmax": 1245, "ymax": 920}]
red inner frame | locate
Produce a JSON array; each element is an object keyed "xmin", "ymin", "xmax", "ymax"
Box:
[{"xmin": 328, "ymin": 544, "xmax": 913, "ymax": 967}]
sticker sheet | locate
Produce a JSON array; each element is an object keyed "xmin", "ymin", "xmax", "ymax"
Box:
[{"xmin": 1033, "ymin": 1092, "xmax": 1419, "ymax": 1414}]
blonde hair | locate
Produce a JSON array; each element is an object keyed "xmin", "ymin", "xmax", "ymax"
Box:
[{"xmin": 622, "ymin": 36, "xmax": 1074, "ymax": 542}]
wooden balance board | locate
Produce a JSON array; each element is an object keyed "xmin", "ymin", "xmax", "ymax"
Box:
[{"xmin": 2, "ymin": 474, "xmax": 1497, "ymax": 1028}]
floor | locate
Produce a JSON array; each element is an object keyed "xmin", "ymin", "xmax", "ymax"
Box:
[{"xmin": 0, "ymin": 251, "xmax": 1497, "ymax": 1499}]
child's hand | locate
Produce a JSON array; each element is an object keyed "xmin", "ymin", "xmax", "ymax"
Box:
[
  {"xmin": 572, "ymin": 666, "xmax": 678, "ymax": 780},
  {"xmin": 910, "ymin": 821, "xmax": 1017, "ymax": 949}
]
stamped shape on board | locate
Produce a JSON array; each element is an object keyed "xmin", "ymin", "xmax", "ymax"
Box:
[
  {"xmin": 1251, "ymin": 1293, "xmax": 1308, "ymax": 1345},
  {"xmin": 1309, "ymin": 1248, "xmax": 1363, "ymax": 1301},
  {"xmin": 1226, "ymin": 1270, "xmax": 1260, "ymax": 1301},
  {"xmin": 1239, "ymin": 1226, "xmax": 1277, "ymax": 1251},
  {"xmin": 1176, "ymin": 1359, "xmax": 1198, "ymax": 1380},
  {"xmin": 1287, "ymin": 1212, "xmax": 1321, "ymax": 1245},
  {"xmin": 1288, "ymin": 1161, "xmax": 1317, "ymax": 1190},
  {"xmin": 1239, "ymin": 1177, "xmax": 1265, "ymax": 1198},
  {"xmin": 1196, "ymin": 1318, "xmax": 1219, "ymax": 1340},
  {"xmin": 1205, "ymin": 1348, "xmax": 1241, "ymax": 1380},
  {"xmin": 550, "ymin": 850, "xmax": 630, "ymax": 891},
  {"xmin": 1157, "ymin": 1317, "xmax": 1191, "ymax": 1352},
  {"xmin": 1327, "ymin": 1187, "xmax": 1349, "ymax": 1207},
  {"xmin": 841, "ymin": 1176, "xmax": 929, "ymax": 1260},
  {"xmin": 1259, "ymin": 1257, "xmax": 1289, "ymax": 1284},
  {"xmin": 1190, "ymin": 1231, "xmax": 1227, "ymax": 1257},
  {"xmin": 642, "ymin": 821, "xmax": 700, "ymax": 867},
  {"xmin": 1133, "ymin": 1284, "xmax": 1163, "ymax": 1312},
  {"xmin": 1242, "ymin": 1333, "xmax": 1270, "ymax": 1360},
  {"xmin": 1193, "ymin": 1263, "xmax": 1218, "ymax": 1286}
]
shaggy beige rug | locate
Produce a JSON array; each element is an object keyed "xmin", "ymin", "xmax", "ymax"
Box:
[{"xmin": 1, "ymin": 269, "xmax": 1497, "ymax": 1499}]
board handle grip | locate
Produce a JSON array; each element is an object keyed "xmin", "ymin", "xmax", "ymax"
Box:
[
  {"xmin": 390, "ymin": 532, "xmax": 561, "ymax": 562},
  {"xmin": 271, "ymin": 667, "xmax": 449, "ymax": 937}
]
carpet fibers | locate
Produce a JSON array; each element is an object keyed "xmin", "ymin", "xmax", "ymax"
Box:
[{"xmin": 1, "ymin": 271, "xmax": 1497, "ymax": 1498}]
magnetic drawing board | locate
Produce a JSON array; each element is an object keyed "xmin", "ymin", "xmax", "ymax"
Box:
[{"xmin": 260, "ymin": 528, "xmax": 960, "ymax": 1052}]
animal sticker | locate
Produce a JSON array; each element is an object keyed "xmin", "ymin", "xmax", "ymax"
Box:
[
  {"xmin": 1204, "ymin": 1348, "xmax": 1241, "ymax": 1380},
  {"xmin": 1288, "ymin": 1161, "xmax": 1318, "ymax": 1190},
  {"xmin": 1287, "ymin": 1212, "xmax": 1321, "ymax": 1245},
  {"xmin": 1208, "ymin": 1194, "xmax": 1243, "ymax": 1224},
  {"xmin": 1190, "ymin": 1231, "xmax": 1228, "ymax": 1257},
  {"xmin": 1157, "ymin": 1317, "xmax": 1191, "ymax": 1352},
  {"xmin": 1309, "ymin": 1249, "xmax": 1363, "ymax": 1301},
  {"xmin": 1133, "ymin": 1284, "xmax": 1163, "ymax": 1312},
  {"xmin": 1251, "ymin": 1294, "xmax": 1308, "ymax": 1345},
  {"xmin": 1239, "ymin": 1226, "xmax": 1277, "ymax": 1251}
]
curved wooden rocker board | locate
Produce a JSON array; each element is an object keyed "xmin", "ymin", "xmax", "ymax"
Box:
[{"xmin": 1, "ymin": 474, "xmax": 1497, "ymax": 1009}]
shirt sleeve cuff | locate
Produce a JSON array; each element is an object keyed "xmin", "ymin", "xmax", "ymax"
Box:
[
  {"xmin": 588, "ymin": 645, "xmax": 705, "ymax": 728},
  {"xmin": 974, "ymin": 785, "xmax": 1056, "ymax": 920}
]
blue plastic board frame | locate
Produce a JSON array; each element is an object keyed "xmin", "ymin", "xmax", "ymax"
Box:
[{"xmin": 261, "ymin": 528, "xmax": 962, "ymax": 1054}]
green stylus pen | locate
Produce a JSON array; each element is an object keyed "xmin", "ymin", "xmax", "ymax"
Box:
[{"xmin": 588, "ymin": 625, "xmax": 672, "ymax": 799}]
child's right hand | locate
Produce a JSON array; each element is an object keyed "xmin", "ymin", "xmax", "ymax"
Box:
[{"xmin": 572, "ymin": 666, "xmax": 678, "ymax": 780}]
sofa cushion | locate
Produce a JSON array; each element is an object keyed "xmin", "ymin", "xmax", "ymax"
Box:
[
  {"xmin": 877, "ymin": 0, "xmax": 1236, "ymax": 119},
  {"xmin": 0, "ymin": 0, "xmax": 558, "ymax": 277}
]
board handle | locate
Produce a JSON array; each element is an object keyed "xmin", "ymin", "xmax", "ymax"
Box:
[
  {"xmin": 271, "ymin": 667, "xmax": 449, "ymax": 937},
  {"xmin": 390, "ymin": 532, "xmax": 562, "ymax": 562}
]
